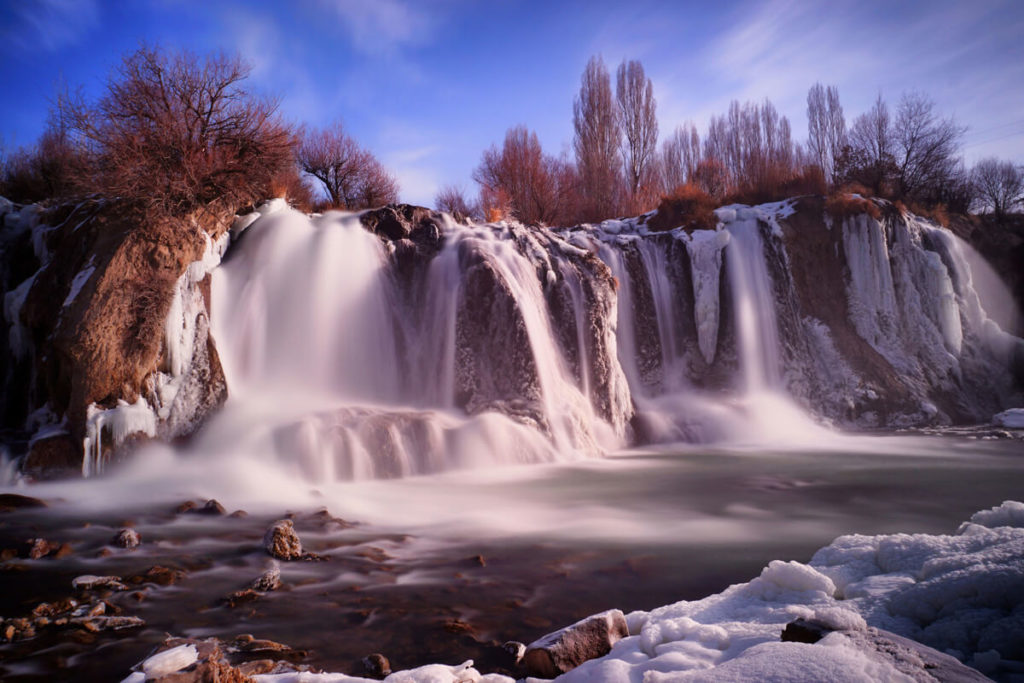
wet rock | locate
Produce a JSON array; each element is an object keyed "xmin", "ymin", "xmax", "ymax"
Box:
[
  {"xmin": 128, "ymin": 565, "xmax": 185, "ymax": 586},
  {"xmin": 251, "ymin": 565, "xmax": 281, "ymax": 592},
  {"xmin": 362, "ymin": 653, "xmax": 391, "ymax": 679},
  {"xmin": 232, "ymin": 633, "xmax": 306, "ymax": 659},
  {"xmin": 175, "ymin": 500, "xmax": 198, "ymax": 514},
  {"xmin": 782, "ymin": 617, "xmax": 831, "ymax": 644},
  {"xmin": 71, "ymin": 615, "xmax": 145, "ymax": 632},
  {"xmin": 263, "ymin": 519, "xmax": 302, "ymax": 560},
  {"xmin": 0, "ymin": 493, "xmax": 47, "ymax": 511},
  {"xmin": 72, "ymin": 574, "xmax": 128, "ymax": 591},
  {"xmin": 112, "ymin": 528, "xmax": 141, "ymax": 549},
  {"xmin": 2, "ymin": 617, "xmax": 36, "ymax": 641},
  {"xmin": 1, "ymin": 547, "xmax": 17, "ymax": 561},
  {"xmin": 196, "ymin": 499, "xmax": 226, "ymax": 515},
  {"xmin": 224, "ymin": 589, "xmax": 261, "ymax": 608},
  {"xmin": 503, "ymin": 641, "xmax": 526, "ymax": 664},
  {"xmin": 23, "ymin": 434, "xmax": 81, "ymax": 480},
  {"xmin": 53, "ymin": 542, "xmax": 74, "ymax": 558},
  {"xmin": 523, "ymin": 609, "xmax": 629, "ymax": 678},
  {"xmin": 25, "ymin": 538, "xmax": 60, "ymax": 559},
  {"xmin": 229, "ymin": 509, "xmax": 248, "ymax": 518}
]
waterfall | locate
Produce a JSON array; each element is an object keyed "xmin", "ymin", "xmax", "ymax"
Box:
[{"xmin": 118, "ymin": 198, "xmax": 1020, "ymax": 485}]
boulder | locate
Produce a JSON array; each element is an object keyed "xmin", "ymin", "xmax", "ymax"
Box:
[
  {"xmin": 263, "ymin": 520, "xmax": 302, "ymax": 560},
  {"xmin": 523, "ymin": 609, "xmax": 629, "ymax": 678}
]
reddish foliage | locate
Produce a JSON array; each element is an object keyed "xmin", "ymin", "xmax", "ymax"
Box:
[
  {"xmin": 648, "ymin": 183, "xmax": 717, "ymax": 232},
  {"xmin": 825, "ymin": 193, "xmax": 882, "ymax": 221}
]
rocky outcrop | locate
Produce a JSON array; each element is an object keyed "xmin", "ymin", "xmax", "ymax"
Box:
[{"xmin": 1, "ymin": 199, "xmax": 230, "ymax": 477}]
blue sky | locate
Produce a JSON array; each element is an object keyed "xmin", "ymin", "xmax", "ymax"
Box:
[{"xmin": 2, "ymin": 0, "xmax": 1023, "ymax": 206}]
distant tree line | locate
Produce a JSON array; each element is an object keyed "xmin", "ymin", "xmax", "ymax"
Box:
[
  {"xmin": 440, "ymin": 56, "xmax": 1024, "ymax": 225},
  {"xmin": 0, "ymin": 46, "xmax": 398, "ymax": 216}
]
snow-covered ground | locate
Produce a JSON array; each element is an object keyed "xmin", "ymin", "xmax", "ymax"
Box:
[{"xmin": 142, "ymin": 501, "xmax": 1020, "ymax": 682}]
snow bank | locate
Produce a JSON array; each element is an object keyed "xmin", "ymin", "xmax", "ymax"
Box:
[{"xmin": 245, "ymin": 502, "xmax": 1022, "ymax": 682}]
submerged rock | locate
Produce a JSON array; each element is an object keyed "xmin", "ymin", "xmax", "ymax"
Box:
[
  {"xmin": 112, "ymin": 528, "xmax": 141, "ymax": 549},
  {"xmin": 0, "ymin": 493, "xmax": 47, "ymax": 511},
  {"xmin": 523, "ymin": 609, "xmax": 629, "ymax": 678},
  {"xmin": 263, "ymin": 519, "xmax": 302, "ymax": 560},
  {"xmin": 72, "ymin": 574, "xmax": 127, "ymax": 591},
  {"xmin": 251, "ymin": 565, "xmax": 281, "ymax": 592}
]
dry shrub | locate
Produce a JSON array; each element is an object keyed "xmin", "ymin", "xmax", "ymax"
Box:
[
  {"xmin": 268, "ymin": 165, "xmax": 314, "ymax": 212},
  {"xmin": 649, "ymin": 183, "xmax": 717, "ymax": 232},
  {"xmin": 825, "ymin": 193, "xmax": 882, "ymax": 221},
  {"xmin": 838, "ymin": 181, "xmax": 873, "ymax": 198},
  {"xmin": 485, "ymin": 206, "xmax": 506, "ymax": 223},
  {"xmin": 907, "ymin": 201, "xmax": 949, "ymax": 226}
]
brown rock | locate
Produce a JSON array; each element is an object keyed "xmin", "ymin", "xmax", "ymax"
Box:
[
  {"xmin": 362, "ymin": 653, "xmax": 391, "ymax": 679},
  {"xmin": 523, "ymin": 609, "xmax": 629, "ymax": 678},
  {"xmin": 23, "ymin": 434, "xmax": 80, "ymax": 480},
  {"xmin": 263, "ymin": 520, "xmax": 302, "ymax": 560},
  {"xmin": 53, "ymin": 542, "xmax": 74, "ymax": 558},
  {"xmin": 176, "ymin": 500, "xmax": 198, "ymax": 514},
  {"xmin": 129, "ymin": 565, "xmax": 186, "ymax": 586},
  {"xmin": 224, "ymin": 589, "xmax": 261, "ymax": 607},
  {"xmin": 26, "ymin": 538, "xmax": 59, "ymax": 559},
  {"xmin": 195, "ymin": 499, "xmax": 226, "ymax": 515}
]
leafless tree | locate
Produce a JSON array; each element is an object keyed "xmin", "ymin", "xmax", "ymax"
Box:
[
  {"xmin": 702, "ymin": 99, "xmax": 794, "ymax": 194},
  {"xmin": 972, "ymin": 157, "xmax": 1024, "ymax": 217},
  {"xmin": 297, "ymin": 121, "xmax": 399, "ymax": 210},
  {"xmin": 435, "ymin": 184, "xmax": 478, "ymax": 220},
  {"xmin": 616, "ymin": 59, "xmax": 658, "ymax": 210},
  {"xmin": 473, "ymin": 125, "xmax": 571, "ymax": 225},
  {"xmin": 892, "ymin": 91, "xmax": 966, "ymax": 201},
  {"xmin": 806, "ymin": 83, "xmax": 846, "ymax": 185},
  {"xmin": 573, "ymin": 56, "xmax": 622, "ymax": 221},
  {"xmin": 840, "ymin": 94, "xmax": 895, "ymax": 195},
  {"xmin": 60, "ymin": 46, "xmax": 296, "ymax": 215},
  {"xmin": 660, "ymin": 122, "xmax": 701, "ymax": 191}
]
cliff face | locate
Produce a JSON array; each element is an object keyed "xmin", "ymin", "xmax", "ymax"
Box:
[
  {"xmin": 1, "ymin": 200, "xmax": 228, "ymax": 478},
  {"xmin": 1, "ymin": 195, "xmax": 1021, "ymax": 480}
]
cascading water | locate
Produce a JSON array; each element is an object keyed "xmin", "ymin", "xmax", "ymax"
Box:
[{"xmin": 64, "ymin": 196, "xmax": 1019, "ymax": 495}]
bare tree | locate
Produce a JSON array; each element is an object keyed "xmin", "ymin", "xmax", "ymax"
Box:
[
  {"xmin": 61, "ymin": 46, "xmax": 295, "ymax": 215},
  {"xmin": 573, "ymin": 56, "xmax": 621, "ymax": 221},
  {"xmin": 297, "ymin": 122, "xmax": 398, "ymax": 209},
  {"xmin": 660, "ymin": 122, "xmax": 701, "ymax": 192},
  {"xmin": 972, "ymin": 157, "xmax": 1024, "ymax": 217},
  {"xmin": 840, "ymin": 94, "xmax": 895, "ymax": 195},
  {"xmin": 702, "ymin": 99, "xmax": 794, "ymax": 195},
  {"xmin": 806, "ymin": 83, "xmax": 846, "ymax": 185},
  {"xmin": 892, "ymin": 91, "xmax": 965, "ymax": 201},
  {"xmin": 473, "ymin": 125, "xmax": 570, "ymax": 225},
  {"xmin": 435, "ymin": 184, "xmax": 478, "ymax": 219},
  {"xmin": 616, "ymin": 59, "xmax": 658, "ymax": 209}
]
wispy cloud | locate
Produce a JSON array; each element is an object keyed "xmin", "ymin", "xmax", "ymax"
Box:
[
  {"xmin": 316, "ymin": 0, "xmax": 437, "ymax": 57},
  {"xmin": 1, "ymin": 0, "xmax": 100, "ymax": 52}
]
